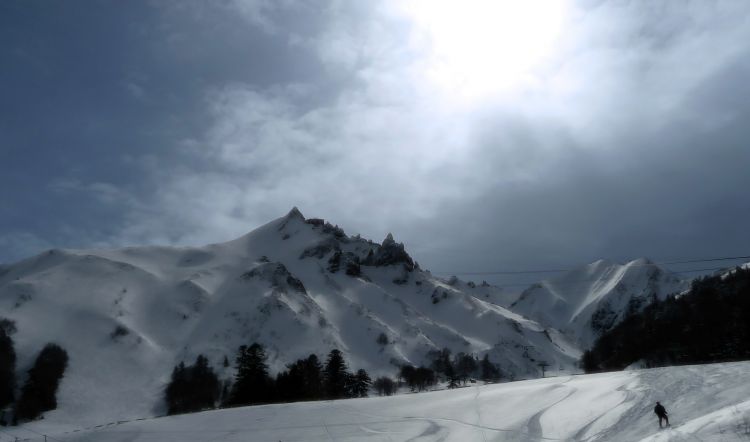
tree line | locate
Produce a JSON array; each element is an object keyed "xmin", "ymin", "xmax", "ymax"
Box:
[
  {"xmin": 583, "ymin": 267, "xmax": 750, "ymax": 372},
  {"xmin": 166, "ymin": 343, "xmax": 504, "ymax": 415},
  {"xmin": 0, "ymin": 319, "xmax": 69, "ymax": 425},
  {"xmin": 166, "ymin": 344, "xmax": 373, "ymax": 414},
  {"xmin": 399, "ymin": 348, "xmax": 502, "ymax": 391}
]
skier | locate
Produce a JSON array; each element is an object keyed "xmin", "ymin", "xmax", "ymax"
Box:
[{"xmin": 654, "ymin": 401, "xmax": 669, "ymax": 428}]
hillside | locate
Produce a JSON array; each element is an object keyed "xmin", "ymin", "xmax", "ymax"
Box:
[
  {"xmin": 511, "ymin": 259, "xmax": 688, "ymax": 348},
  {"xmin": 10, "ymin": 361, "xmax": 750, "ymax": 441},
  {"xmin": 0, "ymin": 208, "xmax": 579, "ymax": 426},
  {"xmin": 582, "ymin": 265, "xmax": 750, "ymax": 371}
]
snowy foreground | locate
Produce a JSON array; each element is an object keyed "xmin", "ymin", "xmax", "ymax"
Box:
[{"xmin": 9, "ymin": 362, "xmax": 750, "ymax": 442}]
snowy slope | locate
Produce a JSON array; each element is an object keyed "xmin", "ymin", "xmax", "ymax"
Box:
[
  {"xmin": 11, "ymin": 361, "xmax": 750, "ymax": 442},
  {"xmin": 0, "ymin": 208, "xmax": 579, "ymax": 426},
  {"xmin": 438, "ymin": 275, "xmax": 520, "ymax": 308},
  {"xmin": 510, "ymin": 259, "xmax": 688, "ymax": 348}
]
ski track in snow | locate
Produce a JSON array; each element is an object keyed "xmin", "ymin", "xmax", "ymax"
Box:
[
  {"xmin": 11, "ymin": 362, "xmax": 745, "ymax": 442},
  {"xmin": 526, "ymin": 378, "xmax": 577, "ymax": 439}
]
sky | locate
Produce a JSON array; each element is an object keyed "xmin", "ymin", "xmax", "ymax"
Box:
[{"xmin": 2, "ymin": 0, "xmax": 750, "ymax": 285}]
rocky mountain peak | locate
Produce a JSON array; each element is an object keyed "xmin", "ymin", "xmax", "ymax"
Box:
[
  {"xmin": 286, "ymin": 206, "xmax": 305, "ymax": 220},
  {"xmin": 382, "ymin": 233, "xmax": 396, "ymax": 246}
]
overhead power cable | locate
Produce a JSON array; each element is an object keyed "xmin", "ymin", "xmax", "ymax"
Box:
[
  {"xmin": 659, "ymin": 255, "xmax": 750, "ymax": 265},
  {"xmin": 432, "ymin": 255, "xmax": 750, "ymax": 276},
  {"xmin": 478, "ymin": 266, "xmax": 734, "ymax": 289}
]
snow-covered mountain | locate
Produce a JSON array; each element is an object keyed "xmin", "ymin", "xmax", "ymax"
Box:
[
  {"xmin": 0, "ymin": 208, "xmax": 579, "ymax": 425},
  {"xmin": 510, "ymin": 258, "xmax": 688, "ymax": 348}
]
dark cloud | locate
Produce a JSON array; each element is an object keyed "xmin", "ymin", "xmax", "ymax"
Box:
[{"xmin": 2, "ymin": 0, "xmax": 749, "ymax": 287}]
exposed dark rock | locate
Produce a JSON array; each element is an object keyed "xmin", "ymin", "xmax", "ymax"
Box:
[
  {"xmin": 361, "ymin": 233, "xmax": 415, "ymax": 270},
  {"xmin": 304, "ymin": 217, "xmax": 346, "ymax": 239},
  {"xmin": 431, "ymin": 289, "xmax": 440, "ymax": 304},
  {"xmin": 345, "ymin": 260, "xmax": 361, "ymax": 277},
  {"xmin": 328, "ymin": 251, "xmax": 361, "ymax": 276},
  {"xmin": 511, "ymin": 284, "xmax": 542, "ymax": 308},
  {"xmin": 327, "ymin": 251, "xmax": 342, "ymax": 273},
  {"xmin": 287, "ymin": 207, "xmax": 305, "ymax": 220},
  {"xmin": 285, "ymin": 274, "xmax": 307, "ymax": 294},
  {"xmin": 322, "ymin": 222, "xmax": 346, "ymax": 239},
  {"xmin": 278, "ymin": 207, "xmax": 305, "ymax": 231},
  {"xmin": 241, "ymin": 262, "xmax": 307, "ymax": 294},
  {"xmin": 14, "ymin": 293, "xmax": 32, "ymax": 309},
  {"xmin": 376, "ymin": 333, "xmax": 389, "ymax": 345},
  {"xmin": 300, "ymin": 238, "xmax": 341, "ymax": 259},
  {"xmin": 110, "ymin": 325, "xmax": 130, "ymax": 340}
]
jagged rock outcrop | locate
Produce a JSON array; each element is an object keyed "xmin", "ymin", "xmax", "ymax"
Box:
[
  {"xmin": 241, "ymin": 262, "xmax": 307, "ymax": 294},
  {"xmin": 362, "ymin": 233, "xmax": 415, "ymax": 270}
]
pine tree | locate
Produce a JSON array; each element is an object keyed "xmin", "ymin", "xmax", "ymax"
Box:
[
  {"xmin": 373, "ymin": 377, "xmax": 396, "ymax": 396},
  {"xmin": 219, "ymin": 379, "xmax": 231, "ymax": 405},
  {"xmin": 165, "ymin": 355, "xmax": 220, "ymax": 414},
  {"xmin": 275, "ymin": 354, "xmax": 325, "ymax": 403},
  {"xmin": 227, "ymin": 343, "xmax": 273, "ymax": 406},
  {"xmin": 15, "ymin": 344, "xmax": 68, "ymax": 422},
  {"xmin": 344, "ymin": 372, "xmax": 356, "ymax": 398},
  {"xmin": 414, "ymin": 366, "xmax": 436, "ymax": 391},
  {"xmin": 454, "ymin": 353, "xmax": 477, "ymax": 385},
  {"xmin": 429, "ymin": 347, "xmax": 452, "ymax": 376},
  {"xmin": 275, "ymin": 370, "xmax": 294, "ymax": 402},
  {"xmin": 323, "ymin": 349, "xmax": 350, "ymax": 399},
  {"xmin": 399, "ymin": 365, "xmax": 417, "ymax": 390},
  {"xmin": 191, "ymin": 355, "xmax": 220, "ymax": 409},
  {"xmin": 300, "ymin": 354, "xmax": 323, "ymax": 400},
  {"xmin": 351, "ymin": 369, "xmax": 371, "ymax": 397},
  {"xmin": 0, "ymin": 329, "xmax": 16, "ymax": 411},
  {"xmin": 479, "ymin": 354, "xmax": 501, "ymax": 382},
  {"xmin": 444, "ymin": 359, "xmax": 459, "ymax": 389},
  {"xmin": 165, "ymin": 362, "xmax": 188, "ymax": 414}
]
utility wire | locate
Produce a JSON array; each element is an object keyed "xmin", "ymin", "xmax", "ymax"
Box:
[
  {"xmin": 480, "ymin": 266, "xmax": 732, "ymax": 289},
  {"xmin": 432, "ymin": 255, "xmax": 750, "ymax": 276},
  {"xmin": 659, "ymin": 255, "xmax": 750, "ymax": 265}
]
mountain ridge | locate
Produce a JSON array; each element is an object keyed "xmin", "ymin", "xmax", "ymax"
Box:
[
  {"xmin": 0, "ymin": 208, "xmax": 579, "ymax": 426},
  {"xmin": 510, "ymin": 257, "xmax": 689, "ymax": 348}
]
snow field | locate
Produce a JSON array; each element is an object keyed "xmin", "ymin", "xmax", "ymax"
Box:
[{"xmin": 7, "ymin": 361, "xmax": 749, "ymax": 442}]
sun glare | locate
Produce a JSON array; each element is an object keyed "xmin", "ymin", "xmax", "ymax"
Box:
[{"xmin": 404, "ymin": 0, "xmax": 568, "ymax": 100}]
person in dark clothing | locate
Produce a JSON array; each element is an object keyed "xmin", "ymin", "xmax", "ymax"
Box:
[{"xmin": 654, "ymin": 401, "xmax": 669, "ymax": 428}]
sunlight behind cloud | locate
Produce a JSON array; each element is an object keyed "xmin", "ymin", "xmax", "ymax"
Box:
[{"xmin": 402, "ymin": 0, "xmax": 568, "ymax": 101}]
